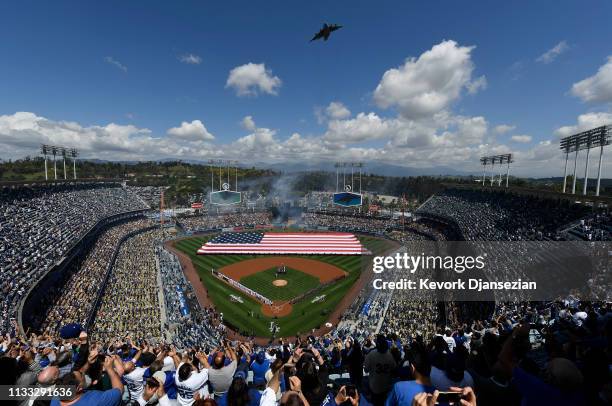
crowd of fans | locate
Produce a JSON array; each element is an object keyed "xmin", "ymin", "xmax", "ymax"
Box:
[
  {"xmin": 157, "ymin": 247, "xmax": 225, "ymax": 349},
  {"xmin": 3, "ymin": 297, "xmax": 609, "ymax": 406},
  {"xmin": 0, "ymin": 184, "xmax": 148, "ymax": 334},
  {"xmin": 90, "ymin": 229, "xmax": 165, "ymax": 343},
  {"xmin": 1, "ymin": 185, "xmax": 610, "ymax": 405},
  {"xmin": 564, "ymin": 213, "xmax": 612, "ymax": 241},
  {"xmin": 301, "ymin": 213, "xmax": 395, "ymax": 234},
  {"xmin": 416, "ymin": 188, "xmax": 591, "ymax": 241},
  {"xmin": 179, "ymin": 213, "xmax": 272, "ymax": 233},
  {"xmin": 128, "ymin": 186, "xmax": 168, "ymax": 209},
  {"xmin": 39, "ymin": 219, "xmax": 155, "ymax": 335},
  {"xmin": 417, "ymin": 188, "xmax": 611, "ymax": 301}
]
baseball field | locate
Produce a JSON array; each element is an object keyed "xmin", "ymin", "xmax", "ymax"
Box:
[
  {"xmin": 172, "ymin": 234, "xmax": 395, "ymax": 337},
  {"xmin": 240, "ymin": 267, "xmax": 319, "ymax": 301}
]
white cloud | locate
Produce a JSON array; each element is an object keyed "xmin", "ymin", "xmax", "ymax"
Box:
[
  {"xmin": 570, "ymin": 56, "xmax": 612, "ymax": 104},
  {"xmin": 324, "ymin": 112, "xmax": 395, "ymax": 144},
  {"xmin": 104, "ymin": 56, "xmax": 127, "ymax": 72},
  {"xmin": 0, "ymin": 110, "xmax": 588, "ymax": 176},
  {"xmin": 373, "ymin": 40, "xmax": 479, "ymax": 118},
  {"xmin": 315, "ymin": 102, "xmax": 352, "ymax": 124},
  {"xmin": 226, "ymin": 63, "xmax": 282, "ymax": 96},
  {"xmin": 232, "ymin": 127, "xmax": 278, "ymax": 153},
  {"xmin": 536, "ymin": 41, "xmax": 569, "ymax": 64},
  {"xmin": 325, "ymin": 102, "xmax": 351, "ymax": 120},
  {"xmin": 511, "ymin": 134, "xmax": 532, "ymax": 143},
  {"xmin": 241, "ymin": 115, "xmax": 257, "ymax": 131},
  {"xmin": 494, "ymin": 124, "xmax": 516, "ymax": 134},
  {"xmin": 466, "ymin": 75, "xmax": 487, "ymax": 95},
  {"xmin": 554, "ymin": 112, "xmax": 612, "ymax": 137},
  {"xmin": 386, "ymin": 113, "xmax": 488, "ymax": 151},
  {"xmin": 167, "ymin": 120, "xmax": 215, "ymax": 141},
  {"xmin": 453, "ymin": 115, "xmax": 488, "ymax": 145},
  {"xmin": 179, "ymin": 54, "xmax": 202, "ymax": 65},
  {"xmin": 386, "ymin": 118, "xmax": 438, "ymax": 149},
  {"xmin": 0, "ymin": 112, "xmax": 207, "ymax": 160}
]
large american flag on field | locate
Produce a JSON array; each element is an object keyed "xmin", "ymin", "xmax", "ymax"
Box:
[{"xmin": 197, "ymin": 232, "xmax": 369, "ymax": 255}]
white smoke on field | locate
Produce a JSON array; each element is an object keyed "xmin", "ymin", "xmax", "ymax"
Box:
[
  {"xmin": 230, "ymin": 169, "xmax": 342, "ymax": 220},
  {"xmin": 269, "ymin": 173, "xmax": 300, "ymax": 222},
  {"xmin": 235, "ymin": 175, "xmax": 275, "ymax": 201},
  {"xmin": 269, "ymin": 173, "xmax": 300, "ymax": 201}
]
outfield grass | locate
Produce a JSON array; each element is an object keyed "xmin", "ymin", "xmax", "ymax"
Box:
[
  {"xmin": 240, "ymin": 267, "xmax": 319, "ymax": 301},
  {"xmin": 173, "ymin": 234, "xmax": 396, "ymax": 337}
]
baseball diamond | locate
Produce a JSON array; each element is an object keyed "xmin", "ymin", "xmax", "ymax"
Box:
[
  {"xmin": 170, "ymin": 233, "xmax": 395, "ymax": 337},
  {"xmin": 238, "ymin": 266, "xmax": 322, "ymax": 301}
]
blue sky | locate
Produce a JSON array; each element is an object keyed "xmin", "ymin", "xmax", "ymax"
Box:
[{"xmin": 0, "ymin": 0, "xmax": 611, "ymax": 176}]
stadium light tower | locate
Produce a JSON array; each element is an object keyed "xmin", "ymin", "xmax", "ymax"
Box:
[
  {"xmin": 51, "ymin": 146, "xmax": 58, "ymax": 180},
  {"xmin": 583, "ymin": 140, "xmax": 591, "ymax": 196},
  {"xmin": 505, "ymin": 154, "xmax": 513, "ymax": 188},
  {"xmin": 335, "ymin": 162, "xmax": 363, "ymax": 193},
  {"xmin": 354, "ymin": 162, "xmax": 364, "ymax": 193},
  {"xmin": 560, "ymin": 125, "xmax": 611, "ymax": 196},
  {"xmin": 561, "ymin": 143, "xmax": 570, "ymax": 193},
  {"xmin": 61, "ymin": 147, "xmax": 67, "ymax": 180},
  {"xmin": 40, "ymin": 144, "xmax": 49, "ymax": 181},
  {"xmin": 334, "ymin": 162, "xmax": 341, "ymax": 192},
  {"xmin": 234, "ymin": 160, "xmax": 239, "ymax": 191},
  {"xmin": 596, "ymin": 131, "xmax": 609, "ymax": 196},
  {"xmin": 70, "ymin": 148, "xmax": 78, "ymax": 179},
  {"xmin": 480, "ymin": 157, "xmax": 488, "ymax": 186},
  {"xmin": 572, "ymin": 147, "xmax": 578, "ymax": 195},
  {"xmin": 480, "ymin": 154, "xmax": 513, "ymax": 188}
]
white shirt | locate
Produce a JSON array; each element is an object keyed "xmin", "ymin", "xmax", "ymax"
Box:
[
  {"xmin": 175, "ymin": 362, "xmax": 210, "ymax": 406},
  {"xmin": 573, "ymin": 311, "xmax": 588, "ymax": 327},
  {"xmin": 443, "ymin": 336, "xmax": 456, "ymax": 353},
  {"xmin": 264, "ymin": 370, "xmax": 282, "ymax": 401},
  {"xmin": 137, "ymin": 393, "xmax": 178, "ymax": 406},
  {"xmin": 124, "ymin": 366, "xmax": 147, "ymax": 401},
  {"xmin": 259, "ymin": 387, "xmax": 277, "ymax": 406},
  {"xmin": 463, "ymin": 332, "xmax": 472, "ymax": 352},
  {"xmin": 159, "ymin": 394, "xmax": 179, "ymax": 406},
  {"xmin": 163, "ymin": 356, "xmax": 176, "ymax": 371}
]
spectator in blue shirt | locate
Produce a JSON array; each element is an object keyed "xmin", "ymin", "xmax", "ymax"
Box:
[
  {"xmin": 385, "ymin": 346, "xmax": 434, "ymax": 406},
  {"xmin": 250, "ymin": 351, "xmax": 270, "ymax": 384}
]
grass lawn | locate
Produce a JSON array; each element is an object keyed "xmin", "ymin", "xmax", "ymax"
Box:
[
  {"xmin": 239, "ymin": 267, "xmax": 320, "ymax": 301},
  {"xmin": 173, "ymin": 233, "xmax": 396, "ymax": 337}
]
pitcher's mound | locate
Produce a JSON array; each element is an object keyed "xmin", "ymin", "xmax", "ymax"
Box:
[{"xmin": 272, "ymin": 279, "xmax": 288, "ymax": 287}]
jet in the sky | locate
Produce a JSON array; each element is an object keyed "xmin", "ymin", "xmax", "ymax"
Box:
[{"xmin": 310, "ymin": 23, "xmax": 343, "ymax": 42}]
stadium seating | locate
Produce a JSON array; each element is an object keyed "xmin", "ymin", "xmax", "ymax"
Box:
[
  {"xmin": 0, "ymin": 186, "xmax": 609, "ymax": 406},
  {"xmin": 0, "ymin": 184, "xmax": 148, "ymax": 334}
]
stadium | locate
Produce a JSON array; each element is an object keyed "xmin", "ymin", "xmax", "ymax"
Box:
[
  {"xmin": 1, "ymin": 155, "xmax": 610, "ymax": 405},
  {"xmin": 1, "ymin": 3, "xmax": 612, "ymax": 406}
]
